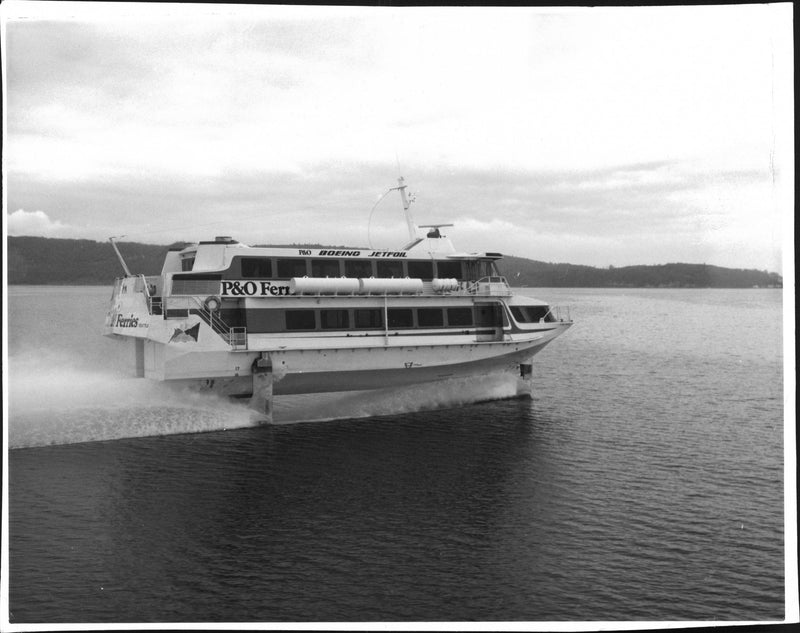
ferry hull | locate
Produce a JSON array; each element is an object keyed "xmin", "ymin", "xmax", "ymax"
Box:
[
  {"xmin": 139, "ymin": 326, "xmax": 569, "ymax": 397},
  {"xmin": 269, "ymin": 344, "xmax": 553, "ymax": 395}
]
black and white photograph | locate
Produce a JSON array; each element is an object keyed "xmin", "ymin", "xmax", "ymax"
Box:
[{"xmin": 1, "ymin": 1, "xmax": 795, "ymax": 629}]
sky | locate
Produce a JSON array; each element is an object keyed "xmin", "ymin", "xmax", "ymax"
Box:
[{"xmin": 1, "ymin": 2, "xmax": 794, "ymax": 273}]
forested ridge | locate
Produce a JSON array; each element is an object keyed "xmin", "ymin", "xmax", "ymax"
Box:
[
  {"xmin": 496, "ymin": 255, "xmax": 783, "ymax": 288},
  {"xmin": 7, "ymin": 236, "xmax": 783, "ymax": 288}
]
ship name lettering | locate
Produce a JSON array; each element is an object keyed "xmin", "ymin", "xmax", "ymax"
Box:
[
  {"xmin": 319, "ymin": 249, "xmax": 361, "ymax": 257},
  {"xmin": 367, "ymin": 251, "xmax": 407, "ymax": 258},
  {"xmin": 261, "ymin": 281, "xmax": 290, "ymax": 296},
  {"xmin": 221, "ymin": 280, "xmax": 290, "ymax": 297},
  {"xmin": 115, "ymin": 314, "xmax": 139, "ymax": 328}
]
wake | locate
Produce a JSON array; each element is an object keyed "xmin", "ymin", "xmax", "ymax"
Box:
[
  {"xmin": 7, "ymin": 351, "xmax": 528, "ymax": 448},
  {"xmin": 7, "ymin": 355, "xmax": 258, "ymax": 449}
]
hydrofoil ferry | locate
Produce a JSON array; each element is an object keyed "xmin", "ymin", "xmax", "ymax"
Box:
[{"xmin": 104, "ymin": 178, "xmax": 572, "ymax": 420}]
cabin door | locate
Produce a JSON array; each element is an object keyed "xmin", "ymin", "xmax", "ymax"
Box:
[{"xmin": 475, "ymin": 302, "xmax": 504, "ymax": 342}]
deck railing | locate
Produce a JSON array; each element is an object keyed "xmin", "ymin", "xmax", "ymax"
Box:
[
  {"xmin": 546, "ymin": 305, "xmax": 572, "ymax": 322},
  {"xmin": 148, "ymin": 296, "xmax": 163, "ymax": 315},
  {"xmin": 463, "ymin": 276, "xmax": 513, "ymax": 297},
  {"xmin": 229, "ymin": 327, "xmax": 248, "ymax": 350}
]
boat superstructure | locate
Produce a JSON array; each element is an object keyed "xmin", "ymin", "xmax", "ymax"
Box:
[{"xmin": 104, "ymin": 179, "xmax": 572, "ymax": 419}]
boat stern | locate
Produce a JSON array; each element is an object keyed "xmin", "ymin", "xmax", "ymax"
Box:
[{"xmin": 104, "ymin": 276, "xmax": 154, "ymax": 339}]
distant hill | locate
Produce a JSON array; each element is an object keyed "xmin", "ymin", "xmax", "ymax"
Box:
[
  {"xmin": 7, "ymin": 236, "xmax": 171, "ymax": 284},
  {"xmin": 496, "ymin": 255, "xmax": 783, "ymax": 288},
  {"xmin": 6, "ymin": 236, "xmax": 783, "ymax": 288}
]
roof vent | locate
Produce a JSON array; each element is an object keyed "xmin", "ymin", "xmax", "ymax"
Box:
[{"xmin": 214, "ymin": 236, "xmax": 235, "ymax": 243}]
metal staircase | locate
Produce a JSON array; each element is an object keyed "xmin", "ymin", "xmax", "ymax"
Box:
[{"xmin": 190, "ymin": 299, "xmax": 248, "ymax": 350}]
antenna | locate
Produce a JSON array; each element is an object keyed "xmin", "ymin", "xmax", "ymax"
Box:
[
  {"xmin": 108, "ymin": 236, "xmax": 132, "ymax": 276},
  {"xmin": 418, "ymin": 223, "xmax": 454, "ymax": 238}
]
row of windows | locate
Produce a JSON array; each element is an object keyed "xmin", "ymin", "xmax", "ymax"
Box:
[
  {"xmin": 165, "ymin": 303, "xmax": 548, "ymax": 332},
  {"xmin": 231, "ymin": 256, "xmax": 498, "ymax": 281},
  {"xmin": 246, "ymin": 306, "xmax": 480, "ymax": 333}
]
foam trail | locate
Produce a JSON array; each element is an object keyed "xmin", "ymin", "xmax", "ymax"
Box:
[
  {"xmin": 8, "ymin": 346, "xmax": 529, "ymax": 446},
  {"xmin": 8, "ymin": 354, "xmax": 257, "ymax": 449}
]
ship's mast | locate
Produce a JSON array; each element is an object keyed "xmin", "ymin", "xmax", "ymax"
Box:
[{"xmin": 394, "ymin": 176, "xmax": 417, "ymax": 242}]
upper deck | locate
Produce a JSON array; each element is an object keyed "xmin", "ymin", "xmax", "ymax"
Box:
[{"xmin": 158, "ymin": 235, "xmax": 512, "ymax": 299}]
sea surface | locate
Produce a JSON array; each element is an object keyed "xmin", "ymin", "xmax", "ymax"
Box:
[{"xmin": 5, "ymin": 286, "xmax": 787, "ymax": 623}]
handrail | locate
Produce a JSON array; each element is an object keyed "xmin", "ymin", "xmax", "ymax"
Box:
[
  {"xmin": 186, "ymin": 297, "xmax": 248, "ymax": 349},
  {"xmin": 545, "ymin": 305, "xmax": 572, "ymax": 323},
  {"xmin": 139, "ymin": 274, "xmax": 151, "ymax": 299},
  {"xmin": 462, "ymin": 276, "xmax": 512, "ymax": 296},
  {"xmin": 147, "ymin": 296, "xmax": 163, "ymax": 316},
  {"xmin": 190, "ymin": 297, "xmax": 231, "ymax": 336},
  {"xmin": 230, "ymin": 327, "xmax": 248, "ymax": 350}
]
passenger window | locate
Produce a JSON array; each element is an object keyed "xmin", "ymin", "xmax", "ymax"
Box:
[
  {"xmin": 417, "ymin": 308, "xmax": 444, "ymax": 327},
  {"xmin": 465, "ymin": 260, "xmax": 495, "ymax": 280},
  {"xmin": 447, "ymin": 307, "xmax": 473, "ymax": 326},
  {"xmin": 320, "ymin": 309, "xmax": 349, "ymax": 329},
  {"xmin": 171, "ymin": 274, "xmax": 222, "ymax": 296},
  {"xmin": 311, "ymin": 259, "xmax": 341, "ymax": 278},
  {"xmin": 376, "ymin": 260, "xmax": 404, "ymax": 278},
  {"xmin": 285, "ymin": 310, "xmax": 316, "ymax": 330},
  {"xmin": 345, "ymin": 260, "xmax": 374, "ymax": 278},
  {"xmin": 387, "ymin": 308, "xmax": 413, "ymax": 328},
  {"xmin": 436, "ymin": 260, "xmax": 462, "ymax": 279},
  {"xmin": 354, "ymin": 308, "xmax": 383, "ymax": 329},
  {"xmin": 241, "ymin": 257, "xmax": 272, "ymax": 278},
  {"xmin": 476, "ymin": 303, "xmax": 504, "ymax": 327},
  {"xmin": 277, "ymin": 259, "xmax": 308, "ymax": 278},
  {"xmin": 407, "ymin": 261, "xmax": 434, "ymax": 279}
]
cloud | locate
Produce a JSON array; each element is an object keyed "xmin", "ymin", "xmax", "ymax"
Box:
[
  {"xmin": 7, "ymin": 5, "xmax": 782, "ymax": 182},
  {"xmin": 6, "ymin": 209, "xmax": 73, "ymax": 237},
  {"xmin": 3, "ymin": 156, "xmax": 781, "ymax": 272},
  {"xmin": 2, "ymin": 5, "xmax": 789, "ymax": 274}
]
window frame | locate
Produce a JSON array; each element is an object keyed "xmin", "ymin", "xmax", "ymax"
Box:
[
  {"xmin": 311, "ymin": 259, "xmax": 342, "ymax": 278},
  {"xmin": 446, "ymin": 307, "xmax": 474, "ymax": 327},
  {"xmin": 344, "ymin": 260, "xmax": 374, "ymax": 278},
  {"xmin": 354, "ymin": 308, "xmax": 384, "ymax": 329},
  {"xmin": 276, "ymin": 258, "xmax": 309, "ymax": 278},
  {"xmin": 284, "ymin": 309, "xmax": 317, "ymax": 330},
  {"xmin": 387, "ymin": 308, "xmax": 414, "ymax": 329},
  {"xmin": 320, "ymin": 309, "xmax": 349, "ymax": 330},
  {"xmin": 435, "ymin": 260, "xmax": 463, "ymax": 280},
  {"xmin": 376, "ymin": 260, "xmax": 405, "ymax": 278},
  {"xmin": 417, "ymin": 307, "xmax": 444, "ymax": 327},
  {"xmin": 240, "ymin": 257, "xmax": 272, "ymax": 278},
  {"xmin": 407, "ymin": 260, "xmax": 434, "ymax": 280}
]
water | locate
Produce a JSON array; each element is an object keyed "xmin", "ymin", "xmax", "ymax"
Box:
[{"xmin": 5, "ymin": 286, "xmax": 786, "ymax": 623}]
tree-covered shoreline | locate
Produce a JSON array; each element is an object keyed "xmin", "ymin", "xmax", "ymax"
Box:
[{"xmin": 7, "ymin": 236, "xmax": 783, "ymax": 288}]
